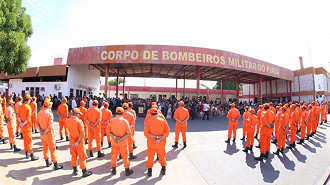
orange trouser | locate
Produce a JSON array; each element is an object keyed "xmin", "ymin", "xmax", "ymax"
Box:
[
  {"xmin": 16, "ymin": 117, "xmax": 20, "ymax": 133},
  {"xmin": 312, "ymin": 120, "xmax": 317, "ymax": 132},
  {"xmin": 256, "ymin": 121, "xmax": 261, "ymax": 135},
  {"xmin": 320, "ymin": 114, "xmax": 325, "ymax": 123},
  {"xmin": 277, "ymin": 130, "xmax": 286, "ymax": 149},
  {"xmin": 31, "ymin": 116, "xmax": 37, "ymax": 130},
  {"xmin": 6, "ymin": 123, "xmax": 16, "ymax": 145},
  {"xmin": 41, "ymin": 132, "xmax": 57, "ymax": 163},
  {"xmin": 21, "ymin": 126, "xmax": 33, "ymax": 154},
  {"xmin": 274, "ymin": 122, "xmax": 280, "ymax": 139},
  {"xmin": 175, "ymin": 124, "xmax": 187, "ymax": 142},
  {"xmin": 246, "ymin": 128, "xmax": 255, "ymax": 147},
  {"xmin": 307, "ymin": 124, "xmax": 312, "ymax": 135},
  {"xmin": 300, "ymin": 125, "xmax": 306, "ymax": 139},
  {"xmin": 128, "ymin": 134, "xmax": 134, "ymax": 153},
  {"xmin": 70, "ymin": 140, "xmax": 86, "ymax": 170},
  {"xmin": 260, "ymin": 131, "xmax": 271, "ymax": 154},
  {"xmin": 88, "ymin": 126, "xmax": 101, "ymax": 151},
  {"xmin": 82, "ymin": 120, "xmax": 88, "ymax": 140},
  {"xmin": 0, "ymin": 121, "xmax": 3, "ymax": 139},
  {"xmin": 111, "ymin": 145, "xmax": 130, "ymax": 168},
  {"xmin": 59, "ymin": 118, "xmax": 68, "ymax": 136},
  {"xmin": 325, "ymin": 113, "xmax": 328, "ymax": 121},
  {"xmin": 146, "ymin": 147, "xmax": 167, "ymax": 168},
  {"xmin": 242, "ymin": 122, "xmax": 247, "ymax": 137},
  {"xmin": 290, "ymin": 125, "xmax": 298, "ymax": 144},
  {"xmin": 100, "ymin": 127, "xmax": 110, "ymax": 143},
  {"xmin": 227, "ymin": 123, "xmax": 237, "ymax": 139}
]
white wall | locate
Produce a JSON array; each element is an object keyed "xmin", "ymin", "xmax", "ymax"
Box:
[{"xmin": 67, "ymin": 65, "xmax": 100, "ymax": 97}]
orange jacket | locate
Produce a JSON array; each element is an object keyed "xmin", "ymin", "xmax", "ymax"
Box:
[
  {"xmin": 29, "ymin": 101, "xmax": 37, "ymax": 119},
  {"xmin": 19, "ymin": 102, "xmax": 32, "ymax": 128},
  {"xmin": 14, "ymin": 101, "xmax": 22, "ymax": 116},
  {"xmin": 300, "ymin": 110, "xmax": 308, "ymax": 127},
  {"xmin": 270, "ymin": 106, "xmax": 276, "ymax": 115},
  {"xmin": 78, "ymin": 106, "xmax": 87, "ymax": 120},
  {"xmin": 227, "ymin": 107, "xmax": 241, "ymax": 124},
  {"xmin": 57, "ymin": 103, "xmax": 68, "ymax": 119},
  {"xmin": 144, "ymin": 115, "xmax": 170, "ymax": 148},
  {"xmin": 123, "ymin": 110, "xmax": 134, "ymax": 126},
  {"xmin": 248, "ymin": 113, "xmax": 257, "ymax": 129},
  {"xmin": 279, "ymin": 112, "xmax": 289, "ymax": 133},
  {"xmin": 85, "ymin": 106, "xmax": 101, "ymax": 127},
  {"xmin": 101, "ymin": 108, "xmax": 113, "ymax": 128},
  {"xmin": 144, "ymin": 113, "xmax": 165, "ymax": 126},
  {"xmin": 5, "ymin": 106, "xmax": 15, "ymax": 128},
  {"xmin": 37, "ymin": 109, "xmax": 54, "ymax": 134},
  {"xmin": 106, "ymin": 115, "xmax": 131, "ymax": 146},
  {"xmin": 260, "ymin": 109, "xmax": 275, "ymax": 135},
  {"xmin": 146, "ymin": 108, "xmax": 163, "ymax": 118},
  {"xmin": 128, "ymin": 108, "xmax": 136, "ymax": 122},
  {"xmin": 289, "ymin": 109, "xmax": 299, "ymax": 127},
  {"xmin": 243, "ymin": 111, "xmax": 249, "ymax": 125},
  {"xmin": 66, "ymin": 116, "xmax": 85, "ymax": 143}
]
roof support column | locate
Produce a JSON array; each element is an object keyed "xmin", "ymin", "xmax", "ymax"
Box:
[
  {"xmin": 183, "ymin": 71, "xmax": 186, "ymax": 100},
  {"xmin": 176, "ymin": 78, "xmax": 178, "ymax": 99},
  {"xmin": 236, "ymin": 76, "xmax": 239, "ymax": 103},
  {"xmin": 196, "ymin": 66, "xmax": 200, "ymax": 98},
  {"xmin": 253, "ymin": 83, "xmax": 256, "ymax": 103},
  {"xmin": 123, "ymin": 76, "xmax": 125, "ymax": 99},
  {"xmin": 248, "ymin": 84, "xmax": 250, "ymax": 103},
  {"xmin": 221, "ymin": 80, "xmax": 224, "ymax": 104},
  {"xmin": 207, "ymin": 88, "xmax": 209, "ymax": 101},
  {"xmin": 104, "ymin": 64, "xmax": 109, "ymax": 98},
  {"xmin": 270, "ymin": 80, "xmax": 272, "ymax": 102},
  {"xmin": 258, "ymin": 75, "xmax": 262, "ymax": 98},
  {"xmin": 290, "ymin": 81, "xmax": 292, "ymax": 102},
  {"xmin": 116, "ymin": 68, "xmax": 119, "ymax": 98}
]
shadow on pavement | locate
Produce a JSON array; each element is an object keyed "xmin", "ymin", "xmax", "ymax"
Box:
[
  {"xmin": 278, "ymin": 153, "xmax": 295, "ymax": 171},
  {"xmin": 260, "ymin": 159, "xmax": 280, "ymax": 183},
  {"xmin": 302, "ymin": 143, "xmax": 317, "ymax": 153},
  {"xmin": 7, "ymin": 166, "xmax": 53, "ymax": 181},
  {"xmin": 31, "ymin": 172, "xmax": 82, "ymax": 185},
  {"xmin": 223, "ymin": 143, "xmax": 239, "ymax": 155},
  {"xmin": 245, "ymin": 151, "xmax": 258, "ymax": 169},
  {"xmin": 166, "ymin": 148, "xmax": 184, "ymax": 161},
  {"xmin": 291, "ymin": 148, "xmax": 307, "ymax": 163}
]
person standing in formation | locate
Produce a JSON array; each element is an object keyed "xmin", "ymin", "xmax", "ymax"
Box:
[
  {"xmin": 128, "ymin": 102, "xmax": 137, "ymax": 149},
  {"xmin": 30, "ymin": 97, "xmax": 38, "ymax": 134},
  {"xmin": 78, "ymin": 101, "xmax": 88, "ymax": 144},
  {"xmin": 66, "ymin": 108, "xmax": 92, "ymax": 177},
  {"xmin": 272, "ymin": 106, "xmax": 281, "ymax": 145},
  {"xmin": 225, "ymin": 103, "xmax": 241, "ymax": 144},
  {"xmin": 122, "ymin": 103, "xmax": 137, "ymax": 160},
  {"xmin": 100, "ymin": 102, "xmax": 112, "ymax": 148},
  {"xmin": 242, "ymin": 108, "xmax": 257, "ymax": 152},
  {"xmin": 0, "ymin": 97, "xmax": 5, "ymax": 144},
  {"xmin": 297, "ymin": 105, "xmax": 308, "ymax": 144},
  {"xmin": 172, "ymin": 101, "xmax": 189, "ymax": 148},
  {"xmin": 287, "ymin": 105, "xmax": 299, "ymax": 149},
  {"xmin": 241, "ymin": 106, "xmax": 249, "ymax": 141},
  {"xmin": 14, "ymin": 96, "xmax": 23, "ymax": 138},
  {"xmin": 4, "ymin": 99, "xmax": 21, "ymax": 151},
  {"xmin": 255, "ymin": 105, "xmax": 263, "ymax": 139},
  {"xmin": 57, "ymin": 98, "xmax": 69, "ymax": 141},
  {"xmin": 37, "ymin": 99, "xmax": 63, "ymax": 170},
  {"xmin": 144, "ymin": 108, "xmax": 170, "ymax": 177},
  {"xmin": 273, "ymin": 106, "xmax": 289, "ymax": 155},
  {"xmin": 107, "ymin": 107, "xmax": 134, "ymax": 176}
]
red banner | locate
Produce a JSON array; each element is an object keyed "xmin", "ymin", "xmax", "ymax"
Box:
[{"xmin": 67, "ymin": 45, "xmax": 294, "ymax": 81}]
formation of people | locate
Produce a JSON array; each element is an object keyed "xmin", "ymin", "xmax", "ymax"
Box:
[
  {"xmin": 225, "ymin": 100, "xmax": 328, "ymax": 161},
  {"xmin": 0, "ymin": 94, "xmax": 190, "ymax": 178}
]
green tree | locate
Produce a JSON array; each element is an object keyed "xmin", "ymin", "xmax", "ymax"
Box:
[
  {"xmin": 213, "ymin": 81, "xmax": 242, "ymax": 90},
  {"xmin": 108, "ymin": 77, "xmax": 126, "ymax": 86},
  {"xmin": 0, "ymin": 0, "xmax": 33, "ymax": 75}
]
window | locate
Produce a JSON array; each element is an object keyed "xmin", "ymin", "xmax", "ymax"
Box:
[
  {"xmin": 58, "ymin": 92, "xmax": 62, "ymax": 99},
  {"xmin": 76, "ymin": 89, "xmax": 79, "ymax": 97},
  {"xmin": 40, "ymin": 87, "xmax": 45, "ymax": 91},
  {"xmin": 26, "ymin": 87, "xmax": 29, "ymax": 91},
  {"xmin": 70, "ymin": 88, "xmax": 73, "ymax": 97}
]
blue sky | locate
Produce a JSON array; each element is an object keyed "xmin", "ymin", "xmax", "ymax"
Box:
[{"xmin": 21, "ymin": 0, "xmax": 330, "ymax": 88}]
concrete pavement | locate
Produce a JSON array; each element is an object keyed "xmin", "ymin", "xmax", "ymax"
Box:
[{"xmin": 0, "ymin": 113, "xmax": 329, "ymax": 185}]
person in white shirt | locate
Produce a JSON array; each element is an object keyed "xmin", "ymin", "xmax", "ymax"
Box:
[
  {"xmin": 203, "ymin": 101, "xmax": 210, "ymax": 120},
  {"xmin": 89, "ymin": 98, "xmax": 93, "ymax": 108},
  {"xmin": 71, "ymin": 97, "xmax": 77, "ymax": 109}
]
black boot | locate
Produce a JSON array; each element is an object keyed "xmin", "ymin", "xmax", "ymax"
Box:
[
  {"xmin": 72, "ymin": 167, "xmax": 78, "ymax": 176},
  {"xmin": 82, "ymin": 169, "xmax": 92, "ymax": 177},
  {"xmin": 325, "ymin": 120, "xmax": 327, "ymax": 123},
  {"xmin": 172, "ymin": 142, "xmax": 178, "ymax": 148},
  {"xmin": 108, "ymin": 142, "xmax": 111, "ymax": 148},
  {"xmin": 15, "ymin": 132, "xmax": 19, "ymax": 137},
  {"xmin": 254, "ymin": 153, "xmax": 264, "ymax": 161},
  {"xmin": 249, "ymin": 146, "xmax": 253, "ymax": 151},
  {"xmin": 147, "ymin": 168, "xmax": 152, "ymax": 177},
  {"xmin": 255, "ymin": 144, "xmax": 260, "ymax": 148},
  {"xmin": 118, "ymin": 154, "xmax": 122, "ymax": 160},
  {"xmin": 306, "ymin": 135, "xmax": 310, "ymax": 140},
  {"xmin": 272, "ymin": 139, "xmax": 277, "ymax": 144},
  {"xmin": 10, "ymin": 143, "xmax": 13, "ymax": 149},
  {"xmin": 129, "ymin": 153, "xmax": 137, "ymax": 160},
  {"xmin": 89, "ymin": 150, "xmax": 93, "ymax": 157},
  {"xmin": 125, "ymin": 168, "xmax": 133, "ymax": 176},
  {"xmin": 101, "ymin": 142, "xmax": 103, "ymax": 147},
  {"xmin": 240, "ymin": 136, "xmax": 245, "ymax": 141},
  {"xmin": 264, "ymin": 151, "xmax": 269, "ymax": 159},
  {"xmin": 45, "ymin": 159, "xmax": 52, "ymax": 167},
  {"xmin": 273, "ymin": 149, "xmax": 280, "ymax": 155},
  {"xmin": 25, "ymin": 151, "xmax": 30, "ymax": 159},
  {"xmin": 30, "ymin": 153, "xmax": 39, "ymax": 161},
  {"xmin": 66, "ymin": 136, "xmax": 69, "ymax": 141},
  {"xmin": 254, "ymin": 134, "xmax": 258, "ymax": 139},
  {"xmin": 161, "ymin": 166, "xmax": 166, "ymax": 175},
  {"xmin": 20, "ymin": 133, "xmax": 23, "ymax": 139},
  {"xmin": 292, "ymin": 142, "xmax": 296, "ymax": 148},
  {"xmin": 286, "ymin": 144, "xmax": 293, "ymax": 149},
  {"xmin": 183, "ymin": 142, "xmax": 187, "ymax": 148},
  {"xmin": 112, "ymin": 167, "xmax": 116, "ymax": 175},
  {"xmin": 232, "ymin": 138, "xmax": 236, "ymax": 143},
  {"xmin": 53, "ymin": 162, "xmax": 63, "ymax": 170},
  {"xmin": 35, "ymin": 129, "xmax": 38, "ymax": 133},
  {"xmin": 242, "ymin": 147, "xmax": 249, "ymax": 152},
  {"xmin": 13, "ymin": 145, "xmax": 21, "ymax": 152},
  {"xmin": 97, "ymin": 151, "xmax": 105, "ymax": 158},
  {"xmin": 60, "ymin": 135, "xmax": 64, "ymax": 140},
  {"xmin": 0, "ymin": 138, "xmax": 2, "ymax": 143},
  {"xmin": 280, "ymin": 148, "xmax": 284, "ymax": 153},
  {"xmin": 133, "ymin": 143, "xmax": 137, "ymax": 149},
  {"xmin": 2, "ymin": 138, "xmax": 7, "ymax": 144},
  {"xmin": 225, "ymin": 138, "xmax": 230, "ymax": 143},
  {"xmin": 85, "ymin": 139, "xmax": 88, "ymax": 144},
  {"xmin": 297, "ymin": 139, "xmax": 304, "ymax": 144}
]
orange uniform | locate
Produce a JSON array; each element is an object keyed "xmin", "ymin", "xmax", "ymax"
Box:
[
  {"xmin": 107, "ymin": 115, "xmax": 131, "ymax": 168},
  {"xmin": 144, "ymin": 115, "xmax": 170, "ymax": 168},
  {"xmin": 100, "ymin": 108, "xmax": 112, "ymax": 144},
  {"xmin": 173, "ymin": 106, "xmax": 189, "ymax": 142},
  {"xmin": 37, "ymin": 108, "xmax": 58, "ymax": 163},
  {"xmin": 274, "ymin": 109, "xmax": 282, "ymax": 140},
  {"xmin": 277, "ymin": 111, "xmax": 289, "ymax": 150},
  {"xmin": 320, "ymin": 103, "xmax": 326, "ymax": 123},
  {"xmin": 85, "ymin": 106, "xmax": 102, "ymax": 152},
  {"xmin": 226, "ymin": 107, "xmax": 241, "ymax": 139},
  {"xmin": 324, "ymin": 103, "xmax": 328, "ymax": 122},
  {"xmin": 19, "ymin": 102, "xmax": 33, "ymax": 154},
  {"xmin": 29, "ymin": 101, "xmax": 37, "ymax": 131},
  {"xmin": 307, "ymin": 108, "xmax": 313, "ymax": 137},
  {"xmin": 0, "ymin": 104, "xmax": 4, "ymax": 140},
  {"xmin": 256, "ymin": 108, "xmax": 263, "ymax": 136},
  {"xmin": 14, "ymin": 101, "xmax": 22, "ymax": 133},
  {"xmin": 289, "ymin": 108, "xmax": 299, "ymax": 144},
  {"xmin": 123, "ymin": 110, "xmax": 135, "ymax": 153},
  {"xmin": 57, "ymin": 103, "xmax": 69, "ymax": 137},
  {"xmin": 299, "ymin": 109, "xmax": 308, "ymax": 140},
  {"xmin": 259, "ymin": 109, "xmax": 275, "ymax": 154},
  {"xmin": 1, "ymin": 96, "xmax": 6, "ymax": 116},
  {"xmin": 78, "ymin": 105, "xmax": 88, "ymax": 140},
  {"xmin": 246, "ymin": 113, "xmax": 257, "ymax": 148},
  {"xmin": 242, "ymin": 110, "xmax": 249, "ymax": 138},
  {"xmin": 315, "ymin": 105, "xmax": 321, "ymax": 125},
  {"xmin": 128, "ymin": 107, "xmax": 136, "ymax": 144},
  {"xmin": 312, "ymin": 105, "xmax": 318, "ymax": 133},
  {"xmin": 66, "ymin": 116, "xmax": 87, "ymax": 170},
  {"xmin": 5, "ymin": 106, "xmax": 16, "ymax": 145}
]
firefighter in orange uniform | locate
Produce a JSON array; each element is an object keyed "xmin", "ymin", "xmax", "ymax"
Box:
[
  {"xmin": 78, "ymin": 101, "xmax": 88, "ymax": 144},
  {"xmin": 272, "ymin": 106, "xmax": 281, "ymax": 144},
  {"xmin": 241, "ymin": 106, "xmax": 249, "ymax": 141},
  {"xmin": 122, "ymin": 103, "xmax": 137, "ymax": 159},
  {"xmin": 255, "ymin": 105, "xmax": 263, "ymax": 139},
  {"xmin": 19, "ymin": 94, "xmax": 39, "ymax": 160},
  {"xmin": 128, "ymin": 102, "xmax": 137, "ymax": 149},
  {"xmin": 4, "ymin": 99, "xmax": 21, "ymax": 151},
  {"xmin": 30, "ymin": 97, "xmax": 38, "ymax": 133},
  {"xmin": 324, "ymin": 102, "xmax": 328, "ymax": 123},
  {"xmin": 0, "ymin": 97, "xmax": 5, "ymax": 144},
  {"xmin": 14, "ymin": 96, "xmax": 23, "ymax": 138},
  {"xmin": 273, "ymin": 107, "xmax": 289, "ymax": 155},
  {"xmin": 311, "ymin": 102, "xmax": 318, "ymax": 136},
  {"xmin": 306, "ymin": 105, "xmax": 313, "ymax": 140},
  {"xmin": 1, "ymin": 94, "xmax": 6, "ymax": 118},
  {"xmin": 66, "ymin": 108, "xmax": 92, "ymax": 177},
  {"xmin": 320, "ymin": 102, "xmax": 325, "ymax": 125},
  {"xmin": 287, "ymin": 105, "xmax": 299, "ymax": 149},
  {"xmin": 243, "ymin": 109, "xmax": 257, "ymax": 152},
  {"xmin": 255, "ymin": 104, "xmax": 275, "ymax": 161},
  {"xmin": 57, "ymin": 98, "xmax": 69, "ymax": 141},
  {"xmin": 172, "ymin": 101, "xmax": 189, "ymax": 148},
  {"xmin": 144, "ymin": 108, "xmax": 170, "ymax": 176},
  {"xmin": 225, "ymin": 103, "xmax": 241, "ymax": 143},
  {"xmin": 100, "ymin": 102, "xmax": 112, "ymax": 148},
  {"xmin": 37, "ymin": 100, "xmax": 63, "ymax": 170},
  {"xmin": 85, "ymin": 100, "xmax": 104, "ymax": 158},
  {"xmin": 297, "ymin": 105, "xmax": 308, "ymax": 144},
  {"xmin": 107, "ymin": 107, "xmax": 133, "ymax": 176}
]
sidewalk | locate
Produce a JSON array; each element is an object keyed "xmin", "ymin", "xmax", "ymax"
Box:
[{"xmin": 0, "ymin": 114, "xmax": 329, "ymax": 185}]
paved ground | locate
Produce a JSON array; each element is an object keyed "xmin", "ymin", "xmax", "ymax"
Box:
[{"xmin": 0, "ymin": 112, "xmax": 330, "ymax": 185}]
